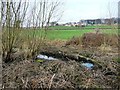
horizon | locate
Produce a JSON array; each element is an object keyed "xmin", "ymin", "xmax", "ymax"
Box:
[
  {"xmin": 58, "ymin": 17, "xmax": 118, "ymax": 24},
  {"xmin": 58, "ymin": 0, "xmax": 119, "ymax": 24}
]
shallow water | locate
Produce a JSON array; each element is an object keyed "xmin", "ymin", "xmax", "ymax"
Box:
[
  {"xmin": 37, "ymin": 54, "xmax": 57, "ymax": 60},
  {"xmin": 82, "ymin": 62, "xmax": 94, "ymax": 68},
  {"xmin": 37, "ymin": 54, "xmax": 94, "ymax": 69}
]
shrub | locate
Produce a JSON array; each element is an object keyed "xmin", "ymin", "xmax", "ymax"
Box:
[
  {"xmin": 82, "ymin": 33, "xmax": 105, "ymax": 47},
  {"xmin": 82, "ymin": 33, "xmax": 118, "ymax": 48}
]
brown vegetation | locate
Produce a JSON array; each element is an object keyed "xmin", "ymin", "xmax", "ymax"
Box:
[
  {"xmin": 65, "ymin": 36, "xmax": 82, "ymax": 46},
  {"xmin": 81, "ymin": 33, "xmax": 118, "ymax": 48},
  {"xmin": 2, "ymin": 46, "xmax": 119, "ymax": 89},
  {"xmin": 64, "ymin": 33, "xmax": 118, "ymax": 50}
]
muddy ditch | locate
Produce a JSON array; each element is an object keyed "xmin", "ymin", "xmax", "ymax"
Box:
[
  {"xmin": 2, "ymin": 45, "xmax": 120, "ymax": 89},
  {"xmin": 36, "ymin": 46, "xmax": 119, "ymax": 75},
  {"xmin": 36, "ymin": 53, "xmax": 94, "ymax": 69},
  {"xmin": 35, "ymin": 46, "xmax": 103, "ymax": 70}
]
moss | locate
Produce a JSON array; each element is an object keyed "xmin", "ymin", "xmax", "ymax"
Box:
[
  {"xmin": 118, "ymin": 76, "xmax": 120, "ymax": 79},
  {"xmin": 116, "ymin": 57, "xmax": 120, "ymax": 63},
  {"xmin": 36, "ymin": 59, "xmax": 44, "ymax": 63}
]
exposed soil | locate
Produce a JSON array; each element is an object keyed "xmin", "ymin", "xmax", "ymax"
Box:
[{"xmin": 2, "ymin": 41, "xmax": 120, "ymax": 89}]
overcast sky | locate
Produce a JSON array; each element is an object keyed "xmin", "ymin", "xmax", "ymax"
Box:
[
  {"xmin": 7, "ymin": 0, "xmax": 119, "ymax": 24},
  {"xmin": 59, "ymin": 0, "xmax": 119, "ymax": 23}
]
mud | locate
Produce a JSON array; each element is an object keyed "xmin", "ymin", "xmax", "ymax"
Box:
[{"xmin": 2, "ymin": 44, "xmax": 120, "ymax": 89}]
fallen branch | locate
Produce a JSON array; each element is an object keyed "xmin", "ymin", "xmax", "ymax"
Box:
[{"xmin": 49, "ymin": 74, "xmax": 55, "ymax": 89}]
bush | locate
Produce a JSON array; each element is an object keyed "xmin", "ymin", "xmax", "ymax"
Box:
[
  {"xmin": 82, "ymin": 33, "xmax": 118, "ymax": 48},
  {"xmin": 82, "ymin": 33, "xmax": 105, "ymax": 47}
]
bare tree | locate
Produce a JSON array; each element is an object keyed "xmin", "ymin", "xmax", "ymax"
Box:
[
  {"xmin": 1, "ymin": 0, "xmax": 64, "ymax": 62},
  {"xmin": 1, "ymin": 0, "xmax": 29, "ymax": 62},
  {"xmin": 24, "ymin": 0, "xmax": 64, "ymax": 57},
  {"xmin": 26, "ymin": 0, "xmax": 63, "ymax": 28}
]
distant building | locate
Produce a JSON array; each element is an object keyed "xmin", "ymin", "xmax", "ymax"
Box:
[
  {"xmin": 64, "ymin": 22, "xmax": 80, "ymax": 27},
  {"xmin": 79, "ymin": 18, "xmax": 118, "ymax": 26},
  {"xmin": 80, "ymin": 19, "xmax": 96, "ymax": 26},
  {"xmin": 95, "ymin": 19, "xmax": 102, "ymax": 24},
  {"xmin": 63, "ymin": 18, "xmax": 118, "ymax": 28},
  {"xmin": 79, "ymin": 20, "xmax": 87, "ymax": 26},
  {"xmin": 49, "ymin": 22, "xmax": 58, "ymax": 26}
]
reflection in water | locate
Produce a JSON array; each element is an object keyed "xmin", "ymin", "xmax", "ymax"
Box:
[
  {"xmin": 37, "ymin": 54, "xmax": 57, "ymax": 60},
  {"xmin": 37, "ymin": 54, "xmax": 94, "ymax": 69},
  {"xmin": 82, "ymin": 63, "xmax": 94, "ymax": 69}
]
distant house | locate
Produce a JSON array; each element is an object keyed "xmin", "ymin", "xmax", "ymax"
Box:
[
  {"xmin": 79, "ymin": 18, "xmax": 117, "ymax": 26},
  {"xmin": 64, "ymin": 22, "xmax": 72, "ymax": 26},
  {"xmin": 64, "ymin": 22, "xmax": 80, "ymax": 27},
  {"xmin": 101, "ymin": 19, "xmax": 105, "ymax": 24},
  {"xmin": 95, "ymin": 19, "xmax": 102, "ymax": 24},
  {"xmin": 86, "ymin": 20, "xmax": 96, "ymax": 25},
  {"xmin": 104, "ymin": 19, "xmax": 111, "ymax": 25},
  {"xmin": 79, "ymin": 19, "xmax": 95, "ymax": 26},
  {"xmin": 111, "ymin": 18, "xmax": 118, "ymax": 24},
  {"xmin": 71, "ymin": 22, "xmax": 80, "ymax": 27},
  {"xmin": 64, "ymin": 18, "xmax": 118, "ymax": 28},
  {"xmin": 114, "ymin": 18, "xmax": 118, "ymax": 24},
  {"xmin": 104, "ymin": 18, "xmax": 116, "ymax": 25},
  {"xmin": 49, "ymin": 22, "xmax": 58, "ymax": 26},
  {"xmin": 79, "ymin": 20, "xmax": 87, "ymax": 26}
]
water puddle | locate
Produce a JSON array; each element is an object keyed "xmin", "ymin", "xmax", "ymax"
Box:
[
  {"xmin": 37, "ymin": 54, "xmax": 94, "ymax": 69},
  {"xmin": 37, "ymin": 54, "xmax": 58, "ymax": 60},
  {"xmin": 81, "ymin": 62, "xmax": 94, "ymax": 69}
]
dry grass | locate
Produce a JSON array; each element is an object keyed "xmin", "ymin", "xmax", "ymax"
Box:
[
  {"xmin": 46, "ymin": 39, "xmax": 66, "ymax": 47},
  {"xmin": 19, "ymin": 37, "xmax": 45, "ymax": 59},
  {"xmin": 3, "ymin": 60, "xmax": 83, "ymax": 88},
  {"xmin": 3, "ymin": 56, "xmax": 119, "ymax": 89},
  {"xmin": 98, "ymin": 44, "xmax": 112, "ymax": 52},
  {"xmin": 65, "ymin": 36, "xmax": 82, "ymax": 46},
  {"xmin": 81, "ymin": 33, "xmax": 118, "ymax": 48},
  {"xmin": 0, "ymin": 31, "xmax": 2, "ymax": 55}
]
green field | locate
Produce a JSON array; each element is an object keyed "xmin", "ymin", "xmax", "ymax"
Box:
[
  {"xmin": 45, "ymin": 29, "xmax": 93, "ymax": 40},
  {"xmin": 20, "ymin": 25, "xmax": 118, "ymax": 40},
  {"xmin": 22, "ymin": 29, "xmax": 91, "ymax": 40},
  {"xmin": 48, "ymin": 25, "xmax": 116, "ymax": 30},
  {"xmin": 23, "ymin": 28, "xmax": 118, "ymax": 40}
]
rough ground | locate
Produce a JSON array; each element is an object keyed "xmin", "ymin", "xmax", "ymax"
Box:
[{"xmin": 2, "ymin": 42, "xmax": 120, "ymax": 89}]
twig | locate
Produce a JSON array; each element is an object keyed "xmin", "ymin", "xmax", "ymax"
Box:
[
  {"xmin": 85, "ymin": 78, "xmax": 91, "ymax": 88},
  {"xmin": 21, "ymin": 77, "xmax": 28, "ymax": 88},
  {"xmin": 49, "ymin": 74, "xmax": 55, "ymax": 89}
]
